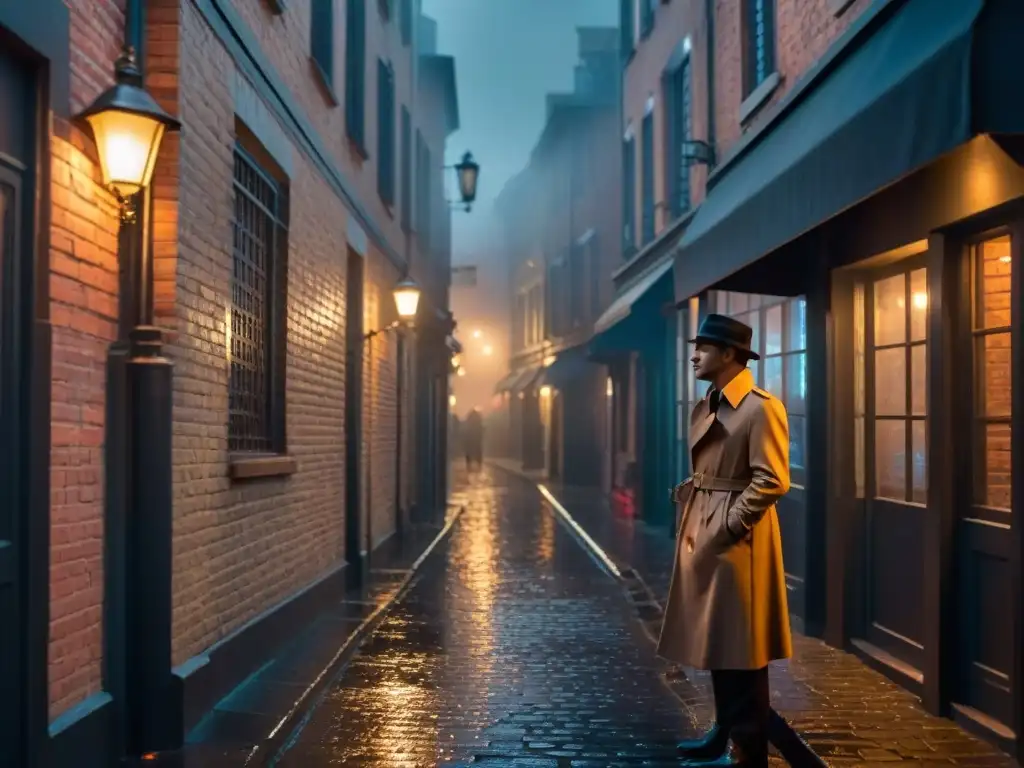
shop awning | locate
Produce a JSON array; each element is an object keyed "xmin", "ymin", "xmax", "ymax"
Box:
[
  {"xmin": 495, "ymin": 365, "xmax": 542, "ymax": 395},
  {"xmin": 674, "ymin": 0, "xmax": 1001, "ymax": 302},
  {"xmin": 537, "ymin": 344, "xmax": 595, "ymax": 390},
  {"xmin": 594, "ymin": 257, "xmax": 673, "ymax": 336}
]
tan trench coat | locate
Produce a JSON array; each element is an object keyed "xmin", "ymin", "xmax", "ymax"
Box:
[{"xmin": 657, "ymin": 368, "xmax": 793, "ymax": 670}]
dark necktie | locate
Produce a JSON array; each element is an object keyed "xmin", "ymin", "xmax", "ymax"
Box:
[{"xmin": 708, "ymin": 389, "xmax": 721, "ymax": 414}]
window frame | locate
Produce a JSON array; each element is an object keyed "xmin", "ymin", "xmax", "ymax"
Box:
[
  {"xmin": 860, "ymin": 257, "xmax": 930, "ymax": 506},
  {"xmin": 969, "ymin": 229, "xmax": 1014, "ymax": 518},
  {"xmin": 345, "ymin": 0, "xmax": 368, "ymax": 152},
  {"xmin": 708, "ymin": 291, "xmax": 808, "ymax": 486},
  {"xmin": 742, "ymin": 0, "xmax": 777, "ymax": 98},
  {"xmin": 376, "ymin": 58, "xmax": 396, "ymax": 207},
  {"xmin": 663, "ymin": 54, "xmax": 692, "ymax": 220},
  {"xmin": 228, "ymin": 143, "xmax": 290, "ymax": 462}
]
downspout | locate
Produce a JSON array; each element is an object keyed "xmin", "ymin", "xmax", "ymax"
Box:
[{"xmin": 704, "ymin": 0, "xmax": 716, "ymax": 164}]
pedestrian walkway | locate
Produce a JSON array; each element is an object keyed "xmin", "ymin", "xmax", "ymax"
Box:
[
  {"xmin": 275, "ymin": 467, "xmax": 698, "ymax": 766},
  {"xmin": 490, "ymin": 463, "xmax": 1016, "ymax": 767}
]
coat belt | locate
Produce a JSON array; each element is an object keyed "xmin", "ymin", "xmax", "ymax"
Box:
[{"xmin": 686, "ymin": 471, "xmax": 750, "ymax": 493}]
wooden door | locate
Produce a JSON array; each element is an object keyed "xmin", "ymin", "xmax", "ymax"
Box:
[{"xmin": 858, "ymin": 259, "xmax": 929, "ymax": 675}]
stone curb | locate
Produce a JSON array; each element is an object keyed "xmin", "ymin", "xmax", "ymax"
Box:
[{"xmin": 245, "ymin": 503, "xmax": 468, "ymax": 767}]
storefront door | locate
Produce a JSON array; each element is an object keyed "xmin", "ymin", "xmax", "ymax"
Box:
[
  {"xmin": 856, "ymin": 259, "xmax": 929, "ymax": 675},
  {"xmin": 953, "ymin": 232, "xmax": 1015, "ymax": 731},
  {"xmin": 0, "ymin": 47, "xmax": 31, "ymax": 768}
]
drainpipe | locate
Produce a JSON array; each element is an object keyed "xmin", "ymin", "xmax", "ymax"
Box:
[{"xmin": 704, "ymin": 0, "xmax": 716, "ymax": 164}]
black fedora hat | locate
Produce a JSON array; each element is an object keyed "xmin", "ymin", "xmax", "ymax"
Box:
[{"xmin": 689, "ymin": 313, "xmax": 760, "ymax": 361}]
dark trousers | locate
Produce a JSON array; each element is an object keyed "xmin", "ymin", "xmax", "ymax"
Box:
[{"xmin": 712, "ymin": 668, "xmax": 770, "ymax": 763}]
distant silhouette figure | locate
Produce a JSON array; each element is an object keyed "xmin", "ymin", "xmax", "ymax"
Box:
[{"xmin": 462, "ymin": 409, "xmax": 484, "ymax": 472}]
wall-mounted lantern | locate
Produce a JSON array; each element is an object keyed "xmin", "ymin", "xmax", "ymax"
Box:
[
  {"xmin": 75, "ymin": 47, "xmax": 181, "ymax": 222},
  {"xmin": 449, "ymin": 151, "xmax": 480, "ymax": 212}
]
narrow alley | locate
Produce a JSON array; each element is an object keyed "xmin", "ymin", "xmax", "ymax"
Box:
[{"xmin": 274, "ymin": 468, "xmax": 694, "ymax": 766}]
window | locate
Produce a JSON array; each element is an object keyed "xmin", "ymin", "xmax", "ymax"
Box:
[
  {"xmin": 588, "ymin": 235, "xmax": 602, "ymax": 320},
  {"xmin": 710, "ymin": 291, "xmax": 807, "ymax": 482},
  {"xmin": 399, "ymin": 0, "xmax": 413, "ymax": 46},
  {"xmin": 377, "ymin": 0, "xmax": 391, "ymax": 21},
  {"xmin": 400, "ymin": 106, "xmax": 411, "ymax": 230},
  {"xmin": 640, "ymin": 0, "xmax": 654, "ymax": 37},
  {"xmin": 376, "ymin": 59, "xmax": 395, "ymax": 206},
  {"xmin": 868, "ymin": 269, "xmax": 928, "ymax": 503},
  {"xmin": 569, "ymin": 244, "xmax": 586, "ymax": 327},
  {"xmin": 743, "ymin": 0, "xmax": 776, "ymax": 96},
  {"xmin": 346, "ymin": 0, "xmax": 367, "ymax": 150},
  {"xmin": 229, "ymin": 146, "xmax": 289, "ymax": 454},
  {"xmin": 415, "ymin": 130, "xmax": 431, "ymax": 251},
  {"xmin": 972, "ymin": 234, "xmax": 1012, "ymax": 511},
  {"xmin": 641, "ymin": 110, "xmax": 655, "ymax": 245},
  {"xmin": 622, "ymin": 134, "xmax": 636, "ymax": 256},
  {"xmin": 310, "ymin": 0, "xmax": 334, "ymax": 88},
  {"xmin": 678, "ymin": 298, "xmax": 699, "ymax": 476},
  {"xmin": 665, "ymin": 56, "xmax": 692, "ymax": 218},
  {"xmin": 620, "ymin": 0, "xmax": 635, "ymax": 58}
]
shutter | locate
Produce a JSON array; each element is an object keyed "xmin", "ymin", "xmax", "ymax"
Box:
[
  {"xmin": 641, "ymin": 112, "xmax": 654, "ymax": 244},
  {"xmin": 311, "ymin": 0, "xmax": 333, "ymax": 84},
  {"xmin": 400, "ymin": 0, "xmax": 413, "ymax": 45},
  {"xmin": 400, "ymin": 107, "xmax": 411, "ymax": 228},
  {"xmin": 376, "ymin": 59, "xmax": 391, "ymax": 203},
  {"xmin": 346, "ymin": 0, "xmax": 367, "ymax": 147},
  {"xmin": 622, "ymin": 136, "xmax": 635, "ymax": 256},
  {"xmin": 619, "ymin": 0, "xmax": 634, "ymax": 57}
]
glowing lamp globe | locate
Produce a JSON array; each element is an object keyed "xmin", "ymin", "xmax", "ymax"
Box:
[
  {"xmin": 76, "ymin": 48, "xmax": 181, "ymax": 199},
  {"xmin": 455, "ymin": 152, "xmax": 479, "ymax": 205},
  {"xmin": 392, "ymin": 277, "xmax": 421, "ymax": 321}
]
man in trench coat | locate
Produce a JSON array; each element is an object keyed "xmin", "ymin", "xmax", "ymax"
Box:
[{"xmin": 657, "ymin": 314, "xmax": 812, "ymax": 767}]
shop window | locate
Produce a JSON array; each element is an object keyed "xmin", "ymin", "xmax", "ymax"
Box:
[
  {"xmin": 973, "ymin": 234, "xmax": 1012, "ymax": 511},
  {"xmin": 868, "ymin": 268, "xmax": 928, "ymax": 504},
  {"xmin": 707, "ymin": 291, "xmax": 807, "ymax": 481}
]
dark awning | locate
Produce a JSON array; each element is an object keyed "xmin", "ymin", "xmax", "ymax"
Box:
[
  {"xmin": 536, "ymin": 344, "xmax": 596, "ymax": 390},
  {"xmin": 674, "ymin": 0, "xmax": 1018, "ymax": 302},
  {"xmin": 590, "ymin": 258, "xmax": 674, "ymax": 357},
  {"xmin": 594, "ymin": 257, "xmax": 673, "ymax": 336}
]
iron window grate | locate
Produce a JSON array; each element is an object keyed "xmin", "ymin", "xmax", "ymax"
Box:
[{"xmin": 229, "ymin": 148, "xmax": 284, "ymax": 453}]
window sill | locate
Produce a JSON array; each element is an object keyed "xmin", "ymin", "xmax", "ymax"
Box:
[
  {"xmin": 739, "ymin": 71, "xmax": 781, "ymax": 127},
  {"xmin": 829, "ymin": 0, "xmax": 856, "ymax": 17},
  {"xmin": 347, "ymin": 133, "xmax": 369, "ymax": 161},
  {"xmin": 230, "ymin": 453, "xmax": 297, "ymax": 480},
  {"xmin": 310, "ymin": 58, "xmax": 339, "ymax": 107}
]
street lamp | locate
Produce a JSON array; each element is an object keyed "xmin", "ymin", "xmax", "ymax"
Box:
[
  {"xmin": 449, "ymin": 151, "xmax": 480, "ymax": 212},
  {"xmin": 76, "ymin": 47, "xmax": 181, "ymax": 222},
  {"xmin": 392, "ymin": 277, "xmax": 421, "ymax": 322},
  {"xmin": 74, "ymin": 44, "xmax": 181, "ymax": 757}
]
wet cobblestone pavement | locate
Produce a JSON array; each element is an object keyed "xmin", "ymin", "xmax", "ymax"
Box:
[
  {"xmin": 275, "ymin": 468, "xmax": 695, "ymax": 766},
  {"xmin": 491, "ymin": 466, "xmax": 1017, "ymax": 768}
]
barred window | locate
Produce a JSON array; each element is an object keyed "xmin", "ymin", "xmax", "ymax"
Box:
[{"xmin": 229, "ymin": 146, "xmax": 288, "ymax": 453}]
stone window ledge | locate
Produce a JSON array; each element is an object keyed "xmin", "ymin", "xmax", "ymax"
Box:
[
  {"xmin": 230, "ymin": 453, "xmax": 297, "ymax": 480},
  {"xmin": 739, "ymin": 71, "xmax": 781, "ymax": 126}
]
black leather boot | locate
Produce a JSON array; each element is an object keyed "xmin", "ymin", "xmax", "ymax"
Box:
[
  {"xmin": 768, "ymin": 709, "xmax": 828, "ymax": 767},
  {"xmin": 680, "ymin": 742, "xmax": 768, "ymax": 768},
  {"xmin": 677, "ymin": 723, "xmax": 729, "ymax": 760}
]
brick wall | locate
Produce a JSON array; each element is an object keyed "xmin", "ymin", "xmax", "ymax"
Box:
[
  {"xmin": 48, "ymin": 0, "xmax": 126, "ymax": 719},
  {"xmin": 622, "ymin": 0, "xmax": 874, "ymax": 226},
  {"xmin": 169, "ymin": 0, "xmax": 407, "ymax": 664},
  {"xmin": 977, "ymin": 235, "xmax": 1012, "ymax": 511},
  {"xmin": 712, "ymin": 0, "xmax": 873, "ymax": 169}
]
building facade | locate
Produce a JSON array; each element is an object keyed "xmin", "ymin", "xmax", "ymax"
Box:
[
  {"xmin": 610, "ymin": 0, "xmax": 1024, "ymax": 756},
  {"xmin": 0, "ymin": 0, "xmax": 459, "ymax": 765},
  {"xmin": 494, "ymin": 27, "xmax": 621, "ymax": 486}
]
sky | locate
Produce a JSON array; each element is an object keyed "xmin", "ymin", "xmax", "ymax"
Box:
[{"xmin": 422, "ymin": 0, "xmax": 618, "ymax": 415}]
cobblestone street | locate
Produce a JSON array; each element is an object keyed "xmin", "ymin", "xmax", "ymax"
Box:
[{"xmin": 275, "ymin": 468, "xmax": 695, "ymax": 766}]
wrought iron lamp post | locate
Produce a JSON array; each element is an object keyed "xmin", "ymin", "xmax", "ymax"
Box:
[
  {"xmin": 74, "ymin": 46, "xmax": 180, "ymax": 758},
  {"xmin": 357, "ymin": 278, "xmax": 421, "ymax": 582}
]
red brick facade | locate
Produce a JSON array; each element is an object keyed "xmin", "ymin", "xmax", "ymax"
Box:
[
  {"xmin": 623, "ymin": 0, "xmax": 874, "ymax": 232},
  {"xmin": 44, "ymin": 0, "xmax": 447, "ymax": 721}
]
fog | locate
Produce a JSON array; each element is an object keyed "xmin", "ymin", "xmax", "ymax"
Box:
[{"xmin": 422, "ymin": 0, "xmax": 618, "ymax": 418}]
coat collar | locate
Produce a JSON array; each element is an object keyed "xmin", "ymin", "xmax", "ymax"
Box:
[{"xmin": 714, "ymin": 368, "xmax": 756, "ymax": 409}]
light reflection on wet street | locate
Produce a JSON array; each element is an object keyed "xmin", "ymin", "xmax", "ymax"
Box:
[{"xmin": 275, "ymin": 468, "xmax": 691, "ymax": 766}]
